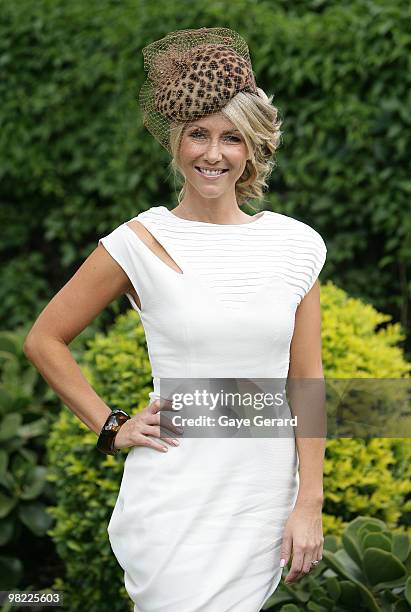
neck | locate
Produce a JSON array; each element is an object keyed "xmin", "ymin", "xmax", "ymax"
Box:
[{"xmin": 176, "ymin": 186, "xmax": 250, "ymax": 224}]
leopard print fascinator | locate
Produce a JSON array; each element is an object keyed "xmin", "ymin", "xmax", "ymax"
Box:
[{"xmin": 138, "ymin": 27, "xmax": 259, "ymax": 153}]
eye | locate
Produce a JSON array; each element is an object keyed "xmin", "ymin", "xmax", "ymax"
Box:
[
  {"xmin": 189, "ymin": 130, "xmax": 241, "ymax": 142},
  {"xmin": 189, "ymin": 130, "xmax": 205, "ymax": 139}
]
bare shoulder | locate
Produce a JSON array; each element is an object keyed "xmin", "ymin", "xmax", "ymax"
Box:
[
  {"xmin": 125, "ymin": 219, "xmax": 183, "ymax": 275},
  {"xmin": 289, "ymin": 280, "xmax": 323, "ymax": 377},
  {"xmin": 126, "ymin": 219, "xmax": 157, "ymax": 247}
]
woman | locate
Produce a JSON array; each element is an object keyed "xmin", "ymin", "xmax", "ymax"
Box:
[{"xmin": 24, "ymin": 27, "xmax": 326, "ymax": 612}]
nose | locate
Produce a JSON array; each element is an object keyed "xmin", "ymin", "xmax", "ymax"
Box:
[{"xmin": 203, "ymin": 139, "xmax": 223, "ymax": 163}]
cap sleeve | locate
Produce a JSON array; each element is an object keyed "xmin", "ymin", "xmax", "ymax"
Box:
[
  {"xmin": 98, "ymin": 224, "xmax": 143, "ymax": 313},
  {"xmin": 301, "ymin": 228, "xmax": 327, "ymax": 301}
]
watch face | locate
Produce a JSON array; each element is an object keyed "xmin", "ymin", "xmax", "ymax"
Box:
[
  {"xmin": 105, "ymin": 421, "xmax": 117, "ymax": 431},
  {"xmin": 105, "ymin": 412, "xmax": 128, "ymax": 431}
]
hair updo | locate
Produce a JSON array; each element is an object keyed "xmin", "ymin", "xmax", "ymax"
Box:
[{"xmin": 168, "ymin": 87, "xmax": 283, "ymax": 210}]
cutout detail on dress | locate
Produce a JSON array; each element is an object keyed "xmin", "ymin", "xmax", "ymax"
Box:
[{"xmin": 126, "ymin": 220, "xmax": 184, "ymax": 275}]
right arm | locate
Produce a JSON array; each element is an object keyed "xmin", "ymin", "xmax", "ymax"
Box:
[
  {"xmin": 23, "ymin": 243, "xmax": 132, "ymax": 435},
  {"xmin": 23, "ymin": 243, "xmax": 178, "ymax": 451}
]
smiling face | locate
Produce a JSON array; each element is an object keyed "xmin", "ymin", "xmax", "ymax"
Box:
[{"xmin": 178, "ymin": 112, "xmax": 250, "ymax": 201}]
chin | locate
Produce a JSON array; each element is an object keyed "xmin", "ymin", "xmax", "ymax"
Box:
[{"xmin": 193, "ymin": 174, "xmax": 237, "ymax": 188}]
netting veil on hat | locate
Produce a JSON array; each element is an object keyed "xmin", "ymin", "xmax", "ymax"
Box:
[{"xmin": 138, "ymin": 27, "xmax": 259, "ymax": 153}]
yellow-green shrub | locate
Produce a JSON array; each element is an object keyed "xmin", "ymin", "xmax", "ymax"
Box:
[
  {"xmin": 321, "ymin": 282, "xmax": 411, "ymax": 378},
  {"xmin": 320, "ymin": 282, "xmax": 411, "ymax": 536}
]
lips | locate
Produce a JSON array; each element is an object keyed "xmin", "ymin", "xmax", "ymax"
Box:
[{"xmin": 194, "ymin": 166, "xmax": 229, "ymax": 179}]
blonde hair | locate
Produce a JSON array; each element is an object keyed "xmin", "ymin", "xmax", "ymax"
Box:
[{"xmin": 168, "ymin": 88, "xmax": 283, "ymax": 211}]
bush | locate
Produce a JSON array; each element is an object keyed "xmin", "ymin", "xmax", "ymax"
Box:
[
  {"xmin": 0, "ymin": 327, "xmax": 56, "ymax": 590},
  {"xmin": 320, "ymin": 283, "xmax": 411, "ymax": 537},
  {"xmin": 320, "ymin": 282, "xmax": 411, "ymax": 379},
  {"xmin": 323, "ymin": 438, "xmax": 411, "ymax": 537},
  {"xmin": 0, "ymin": 316, "xmax": 104, "ymax": 593}
]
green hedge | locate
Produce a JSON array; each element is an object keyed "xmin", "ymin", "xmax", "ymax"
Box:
[
  {"xmin": 46, "ymin": 282, "xmax": 411, "ymax": 611},
  {"xmin": 1, "ymin": 0, "xmax": 410, "ymax": 359},
  {"xmin": 0, "ymin": 316, "xmax": 105, "ymax": 591}
]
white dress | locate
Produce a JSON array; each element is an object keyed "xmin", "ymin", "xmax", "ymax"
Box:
[{"xmin": 98, "ymin": 205, "xmax": 327, "ymax": 612}]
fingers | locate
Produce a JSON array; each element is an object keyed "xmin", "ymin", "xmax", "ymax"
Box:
[
  {"xmin": 283, "ymin": 543, "xmax": 323, "ymax": 584},
  {"xmin": 129, "ymin": 398, "xmax": 182, "ymax": 452},
  {"xmin": 141, "ymin": 422, "xmax": 180, "ymax": 448},
  {"xmin": 148, "ymin": 399, "xmax": 184, "ymax": 438},
  {"xmin": 150, "ymin": 397, "xmax": 174, "ymax": 412},
  {"xmin": 279, "ymin": 534, "xmax": 292, "ymax": 571},
  {"xmin": 301, "ymin": 551, "xmax": 314, "ymax": 575},
  {"xmin": 114, "ymin": 418, "xmax": 170, "ymax": 453},
  {"xmin": 135, "ymin": 431, "xmax": 171, "ymax": 453},
  {"xmin": 283, "ymin": 549, "xmax": 305, "ymax": 584},
  {"xmin": 115, "ymin": 399, "xmax": 183, "ymax": 453}
]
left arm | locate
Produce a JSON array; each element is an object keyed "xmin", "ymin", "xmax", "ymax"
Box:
[
  {"xmin": 280, "ymin": 280, "xmax": 326, "ymax": 582},
  {"xmin": 288, "ymin": 279, "xmax": 326, "ymax": 507}
]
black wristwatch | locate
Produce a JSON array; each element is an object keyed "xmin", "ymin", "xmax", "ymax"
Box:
[{"xmin": 97, "ymin": 409, "xmax": 130, "ymax": 455}]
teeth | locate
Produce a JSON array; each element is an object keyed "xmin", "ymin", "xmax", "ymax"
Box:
[{"xmin": 198, "ymin": 167, "xmax": 226, "ymax": 176}]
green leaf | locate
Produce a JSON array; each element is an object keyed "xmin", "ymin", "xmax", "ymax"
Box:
[
  {"xmin": 0, "ymin": 450, "xmax": 8, "ymax": 474},
  {"xmin": 0, "ymin": 470, "xmax": 16, "ymax": 491},
  {"xmin": 342, "ymin": 532, "xmax": 363, "ymax": 568},
  {"xmin": 324, "ymin": 534, "xmax": 339, "ymax": 552},
  {"xmin": 393, "ymin": 601, "xmax": 411, "ymax": 612},
  {"xmin": 261, "ymin": 590, "xmax": 293, "ymax": 609},
  {"xmin": 67, "ymin": 540, "xmax": 83, "ymax": 552},
  {"xmin": 0, "ymin": 555, "xmax": 23, "ymax": 590},
  {"xmin": 392, "ymin": 533, "xmax": 410, "ymax": 562},
  {"xmin": 322, "ymin": 550, "xmax": 380, "ymax": 611},
  {"xmin": 307, "ymin": 603, "xmax": 328, "ymax": 612},
  {"xmin": 362, "ymin": 532, "xmax": 392, "ymax": 553},
  {"xmin": 17, "ymin": 501, "xmax": 53, "ymax": 536},
  {"xmin": 317, "ymin": 596, "xmax": 335, "ymax": 608},
  {"xmin": 357, "ymin": 523, "xmax": 386, "ymax": 542},
  {"xmin": 398, "ymin": 180, "xmax": 411, "ymax": 194},
  {"xmin": 405, "ymin": 576, "xmax": 411, "ymax": 605},
  {"xmin": 373, "ymin": 576, "xmax": 407, "ymax": 591},
  {"xmin": 280, "ymin": 580, "xmax": 310, "ymax": 603},
  {"xmin": 334, "ymin": 549, "xmax": 364, "ymax": 581},
  {"xmin": 20, "ymin": 466, "xmax": 47, "ymax": 500},
  {"xmin": 0, "ymin": 516, "xmax": 14, "ymax": 545},
  {"xmin": 0, "ymin": 389, "xmax": 14, "ymax": 413},
  {"xmin": 345, "ymin": 516, "xmax": 386, "ymax": 541},
  {"xmin": 18, "ymin": 417, "xmax": 49, "ymax": 439},
  {"xmin": 325, "ymin": 576, "xmax": 341, "ymax": 601},
  {"xmin": 0, "ymin": 334, "xmax": 18, "ymax": 354},
  {"xmin": 17, "ymin": 448, "xmax": 37, "ymax": 464},
  {"xmin": 0, "ymin": 491, "xmax": 17, "ymax": 518},
  {"xmin": 363, "ymin": 548, "xmax": 406, "ymax": 587},
  {"xmin": 0, "ymin": 414, "xmax": 22, "ymax": 441},
  {"xmin": 339, "ymin": 580, "xmax": 360, "ymax": 607}
]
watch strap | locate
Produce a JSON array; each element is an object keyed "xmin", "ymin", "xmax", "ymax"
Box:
[{"xmin": 97, "ymin": 409, "xmax": 130, "ymax": 455}]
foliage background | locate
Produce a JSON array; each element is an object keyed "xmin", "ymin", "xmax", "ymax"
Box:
[{"xmin": 0, "ymin": 0, "xmax": 410, "ymax": 605}]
